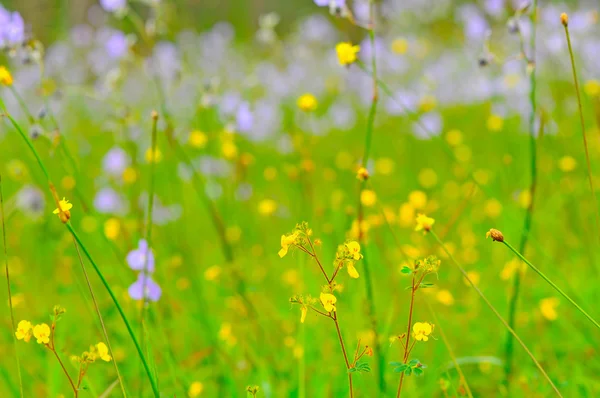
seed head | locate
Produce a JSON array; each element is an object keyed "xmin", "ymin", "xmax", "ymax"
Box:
[{"xmin": 486, "ymin": 228, "xmax": 504, "ymax": 242}]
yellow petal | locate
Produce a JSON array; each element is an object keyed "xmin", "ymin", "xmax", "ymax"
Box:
[
  {"xmin": 300, "ymin": 306, "xmax": 307, "ymax": 323},
  {"xmin": 347, "ymin": 263, "xmax": 360, "ymax": 279}
]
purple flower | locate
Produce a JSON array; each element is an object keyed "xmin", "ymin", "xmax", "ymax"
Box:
[
  {"xmin": 93, "ymin": 187, "xmax": 126, "ymax": 214},
  {"xmin": 126, "ymin": 239, "xmax": 155, "ymax": 272},
  {"xmin": 0, "ymin": 7, "xmax": 25, "ymax": 48},
  {"xmin": 236, "ymin": 102, "xmax": 253, "ymax": 133},
  {"xmin": 99, "ymin": 0, "xmax": 126, "ymax": 13},
  {"xmin": 105, "ymin": 31, "xmax": 128, "ymax": 59},
  {"xmin": 314, "ymin": 0, "xmax": 345, "ymax": 7},
  {"xmin": 102, "ymin": 147, "xmax": 130, "ymax": 176},
  {"xmin": 128, "ymin": 273, "xmax": 162, "ymax": 302}
]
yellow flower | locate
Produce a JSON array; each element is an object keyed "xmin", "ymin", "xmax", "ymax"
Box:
[
  {"xmin": 356, "ymin": 167, "xmax": 369, "ymax": 181},
  {"xmin": 278, "ymin": 233, "xmax": 298, "ymax": 258},
  {"xmin": 360, "ymin": 189, "xmax": 377, "ymax": 207},
  {"xmin": 436, "ymin": 290, "xmax": 454, "ymax": 306},
  {"xmin": 347, "ymin": 262, "xmax": 360, "ymax": 279},
  {"xmin": 53, "ymin": 197, "xmax": 73, "ymax": 222},
  {"xmin": 33, "ymin": 323, "xmax": 51, "ymax": 345},
  {"xmin": 145, "ymin": 148, "xmax": 162, "ymax": 163},
  {"xmin": 584, "ymin": 79, "xmax": 600, "ymax": 97},
  {"xmin": 300, "ymin": 306, "xmax": 308, "ymax": 323},
  {"xmin": 297, "ymin": 93, "xmax": 318, "ymax": 112},
  {"xmin": 558, "ymin": 156, "xmax": 577, "ymax": 172},
  {"xmin": 540, "ymin": 298, "xmax": 559, "ymax": 321},
  {"xmin": 122, "ymin": 167, "xmax": 137, "ymax": 184},
  {"xmin": 391, "ymin": 38, "xmax": 408, "ymax": 55},
  {"xmin": 104, "ymin": 218, "xmax": 120, "ymax": 240},
  {"xmin": 487, "ymin": 114, "xmax": 504, "ymax": 132},
  {"xmin": 413, "ymin": 322, "xmax": 434, "ymax": 341},
  {"xmin": 0, "ymin": 66, "xmax": 13, "ymax": 86},
  {"xmin": 15, "ymin": 320, "xmax": 32, "ymax": 342},
  {"xmin": 336, "ymin": 42, "xmax": 360, "ymax": 66},
  {"xmin": 189, "ymin": 381, "xmax": 204, "ymax": 397},
  {"xmin": 258, "ymin": 199, "xmax": 277, "ymax": 216},
  {"xmin": 415, "ymin": 213, "xmax": 435, "ymax": 232},
  {"xmin": 345, "ymin": 241, "xmax": 362, "ymax": 260},
  {"xmin": 320, "ymin": 292, "xmax": 337, "ymax": 313},
  {"xmin": 96, "ymin": 342, "xmax": 112, "ymax": 361},
  {"xmin": 188, "ymin": 130, "xmax": 208, "ymax": 148}
]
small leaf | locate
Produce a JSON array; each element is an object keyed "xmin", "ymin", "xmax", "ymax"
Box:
[
  {"xmin": 400, "ymin": 266, "xmax": 412, "ymax": 274},
  {"xmin": 418, "ymin": 282, "xmax": 435, "ymax": 288},
  {"xmin": 389, "ymin": 361, "xmax": 404, "ymax": 367},
  {"xmin": 413, "ymin": 367, "xmax": 424, "ymax": 376},
  {"xmin": 394, "ymin": 364, "xmax": 408, "ymax": 373},
  {"xmin": 408, "ymin": 359, "xmax": 419, "ymax": 367},
  {"xmin": 404, "ymin": 367, "xmax": 412, "ymax": 376},
  {"xmin": 348, "ymin": 367, "xmax": 357, "ymax": 373}
]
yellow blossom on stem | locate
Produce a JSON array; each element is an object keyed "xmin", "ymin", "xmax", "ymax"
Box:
[
  {"xmin": 0, "ymin": 66, "xmax": 13, "ymax": 86},
  {"xmin": 189, "ymin": 381, "xmax": 204, "ymax": 397},
  {"xmin": 95, "ymin": 342, "xmax": 112, "ymax": 361},
  {"xmin": 278, "ymin": 232, "xmax": 298, "ymax": 258},
  {"xmin": 300, "ymin": 305, "xmax": 308, "ymax": 323},
  {"xmin": 345, "ymin": 241, "xmax": 362, "ymax": 260},
  {"xmin": 33, "ymin": 323, "xmax": 51, "ymax": 345},
  {"xmin": 356, "ymin": 166, "xmax": 369, "ymax": 181},
  {"xmin": 145, "ymin": 148, "xmax": 163, "ymax": 163},
  {"xmin": 415, "ymin": 213, "xmax": 435, "ymax": 232},
  {"xmin": 320, "ymin": 292, "xmax": 337, "ymax": 313},
  {"xmin": 347, "ymin": 262, "xmax": 360, "ymax": 279},
  {"xmin": 53, "ymin": 197, "xmax": 73, "ymax": 222},
  {"xmin": 15, "ymin": 320, "xmax": 32, "ymax": 342},
  {"xmin": 413, "ymin": 322, "xmax": 434, "ymax": 341},
  {"xmin": 297, "ymin": 93, "xmax": 318, "ymax": 112},
  {"xmin": 336, "ymin": 42, "xmax": 360, "ymax": 66}
]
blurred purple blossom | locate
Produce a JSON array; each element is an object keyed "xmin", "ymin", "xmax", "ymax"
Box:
[
  {"xmin": 94, "ymin": 187, "xmax": 127, "ymax": 214},
  {"xmin": 0, "ymin": 6, "xmax": 25, "ymax": 48},
  {"xmin": 128, "ymin": 273, "xmax": 162, "ymax": 302},
  {"xmin": 100, "ymin": 0, "xmax": 126, "ymax": 13},
  {"xmin": 102, "ymin": 147, "xmax": 130, "ymax": 176},
  {"xmin": 236, "ymin": 101, "xmax": 254, "ymax": 133},
  {"xmin": 105, "ymin": 31, "xmax": 128, "ymax": 58},
  {"xmin": 413, "ymin": 112, "xmax": 442, "ymax": 139},
  {"xmin": 126, "ymin": 239, "xmax": 155, "ymax": 272}
]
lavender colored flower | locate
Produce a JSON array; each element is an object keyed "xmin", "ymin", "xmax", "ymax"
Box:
[
  {"xmin": 236, "ymin": 102, "xmax": 254, "ymax": 133},
  {"xmin": 314, "ymin": 0, "xmax": 345, "ymax": 7},
  {"xmin": 102, "ymin": 147, "xmax": 130, "ymax": 176},
  {"xmin": 105, "ymin": 31, "xmax": 128, "ymax": 58},
  {"xmin": 93, "ymin": 187, "xmax": 126, "ymax": 214},
  {"xmin": 128, "ymin": 273, "xmax": 162, "ymax": 302},
  {"xmin": 126, "ymin": 239, "xmax": 155, "ymax": 272},
  {"xmin": 0, "ymin": 6, "xmax": 25, "ymax": 48},
  {"xmin": 413, "ymin": 112, "xmax": 442, "ymax": 140},
  {"xmin": 99, "ymin": 0, "xmax": 126, "ymax": 13}
]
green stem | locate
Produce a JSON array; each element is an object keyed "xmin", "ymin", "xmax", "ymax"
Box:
[
  {"xmin": 504, "ymin": 1, "xmax": 539, "ymax": 384},
  {"xmin": 0, "ymin": 176, "xmax": 24, "ymax": 397},
  {"xmin": 563, "ymin": 20, "xmax": 600, "ymax": 245},
  {"xmin": 67, "ymin": 223, "xmax": 160, "ymax": 397},
  {"xmin": 502, "ymin": 240, "xmax": 600, "ymax": 331},
  {"xmin": 430, "ymin": 231, "xmax": 562, "ymax": 397}
]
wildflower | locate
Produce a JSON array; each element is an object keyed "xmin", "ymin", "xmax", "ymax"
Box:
[
  {"xmin": 100, "ymin": 0, "xmax": 127, "ymax": 13},
  {"xmin": 0, "ymin": 66, "xmax": 13, "ymax": 86},
  {"xmin": 540, "ymin": 298, "xmax": 559, "ymax": 321},
  {"xmin": 189, "ymin": 381, "xmax": 204, "ymax": 397},
  {"xmin": 189, "ymin": 130, "xmax": 208, "ymax": 148},
  {"xmin": 278, "ymin": 232, "xmax": 298, "ymax": 258},
  {"xmin": 360, "ymin": 189, "xmax": 377, "ymax": 207},
  {"xmin": 584, "ymin": 80, "xmax": 600, "ymax": 97},
  {"xmin": 297, "ymin": 94, "xmax": 318, "ymax": 112},
  {"xmin": 347, "ymin": 262, "xmax": 360, "ymax": 279},
  {"xmin": 102, "ymin": 147, "xmax": 130, "ymax": 176},
  {"xmin": 300, "ymin": 305, "xmax": 308, "ymax": 323},
  {"xmin": 104, "ymin": 218, "xmax": 120, "ymax": 240},
  {"xmin": 356, "ymin": 166, "xmax": 369, "ymax": 181},
  {"xmin": 53, "ymin": 197, "xmax": 73, "ymax": 222},
  {"xmin": 485, "ymin": 228, "xmax": 504, "ymax": 242},
  {"xmin": 345, "ymin": 241, "xmax": 362, "ymax": 260},
  {"xmin": 258, "ymin": 199, "xmax": 277, "ymax": 216},
  {"xmin": 33, "ymin": 323, "xmax": 51, "ymax": 345},
  {"xmin": 145, "ymin": 148, "xmax": 162, "ymax": 163},
  {"xmin": 415, "ymin": 213, "xmax": 434, "ymax": 232},
  {"xmin": 487, "ymin": 114, "xmax": 504, "ymax": 132},
  {"xmin": 126, "ymin": 239, "xmax": 155, "ymax": 272},
  {"xmin": 560, "ymin": 12, "xmax": 568, "ymax": 26},
  {"xmin": 15, "ymin": 320, "xmax": 32, "ymax": 342},
  {"xmin": 413, "ymin": 322, "xmax": 434, "ymax": 341},
  {"xmin": 320, "ymin": 292, "xmax": 337, "ymax": 312},
  {"xmin": 0, "ymin": 8, "xmax": 25, "ymax": 48},
  {"xmin": 436, "ymin": 290, "xmax": 454, "ymax": 306},
  {"xmin": 391, "ymin": 38, "xmax": 408, "ymax": 55},
  {"xmin": 558, "ymin": 156, "xmax": 577, "ymax": 172},
  {"xmin": 365, "ymin": 346, "xmax": 374, "ymax": 356},
  {"xmin": 95, "ymin": 342, "xmax": 112, "ymax": 361},
  {"xmin": 336, "ymin": 42, "xmax": 360, "ymax": 66},
  {"xmin": 128, "ymin": 273, "xmax": 162, "ymax": 302}
]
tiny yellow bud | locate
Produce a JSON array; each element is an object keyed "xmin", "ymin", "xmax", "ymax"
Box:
[
  {"xmin": 356, "ymin": 167, "xmax": 369, "ymax": 181},
  {"xmin": 560, "ymin": 12, "xmax": 568, "ymax": 26},
  {"xmin": 486, "ymin": 228, "xmax": 504, "ymax": 242}
]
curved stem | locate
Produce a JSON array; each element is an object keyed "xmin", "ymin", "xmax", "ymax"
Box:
[{"xmin": 333, "ymin": 315, "xmax": 353, "ymax": 398}]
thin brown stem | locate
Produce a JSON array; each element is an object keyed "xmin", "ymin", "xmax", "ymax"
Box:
[
  {"xmin": 307, "ymin": 237, "xmax": 331, "ymax": 283},
  {"xmin": 333, "ymin": 315, "xmax": 354, "ymax": 398},
  {"xmin": 396, "ymin": 275, "xmax": 416, "ymax": 398},
  {"xmin": 51, "ymin": 348, "xmax": 78, "ymax": 397}
]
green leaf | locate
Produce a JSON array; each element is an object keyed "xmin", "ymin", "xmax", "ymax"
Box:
[
  {"xmin": 348, "ymin": 367, "xmax": 357, "ymax": 373},
  {"xmin": 413, "ymin": 367, "xmax": 424, "ymax": 376},
  {"xmin": 404, "ymin": 367, "xmax": 412, "ymax": 376},
  {"xmin": 418, "ymin": 282, "xmax": 435, "ymax": 288},
  {"xmin": 393, "ymin": 364, "xmax": 408, "ymax": 373},
  {"xmin": 389, "ymin": 361, "xmax": 404, "ymax": 367},
  {"xmin": 408, "ymin": 359, "xmax": 419, "ymax": 367},
  {"xmin": 400, "ymin": 266, "xmax": 412, "ymax": 274}
]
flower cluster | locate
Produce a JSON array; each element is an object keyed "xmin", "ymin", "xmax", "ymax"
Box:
[
  {"xmin": 127, "ymin": 239, "xmax": 162, "ymax": 302},
  {"xmin": 333, "ymin": 241, "xmax": 363, "ymax": 279}
]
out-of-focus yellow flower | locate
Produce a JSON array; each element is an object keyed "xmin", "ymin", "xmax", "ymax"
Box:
[
  {"xmin": 413, "ymin": 322, "xmax": 434, "ymax": 341},
  {"xmin": 188, "ymin": 130, "xmax": 208, "ymax": 148},
  {"xmin": 418, "ymin": 168, "xmax": 438, "ymax": 188},
  {"xmin": 15, "ymin": 320, "xmax": 32, "ymax": 342},
  {"xmin": 584, "ymin": 79, "xmax": 600, "ymax": 97},
  {"xmin": 408, "ymin": 190, "xmax": 427, "ymax": 209},
  {"xmin": 415, "ymin": 213, "xmax": 434, "ymax": 232},
  {"xmin": 320, "ymin": 292, "xmax": 337, "ymax": 313},
  {"xmin": 487, "ymin": 114, "xmax": 504, "ymax": 132},
  {"xmin": 484, "ymin": 199, "xmax": 503, "ymax": 218},
  {"xmin": 222, "ymin": 141, "xmax": 238, "ymax": 159},
  {"xmin": 558, "ymin": 156, "xmax": 577, "ymax": 172},
  {"xmin": 445, "ymin": 129, "xmax": 462, "ymax": 147},
  {"xmin": 419, "ymin": 95, "xmax": 437, "ymax": 113},
  {"xmin": 300, "ymin": 305, "xmax": 308, "ymax": 323},
  {"xmin": 122, "ymin": 167, "xmax": 137, "ymax": 184},
  {"xmin": 0, "ymin": 66, "xmax": 13, "ymax": 86},
  {"xmin": 540, "ymin": 297, "xmax": 559, "ymax": 321},
  {"xmin": 33, "ymin": 323, "xmax": 51, "ymax": 345},
  {"xmin": 279, "ymin": 232, "xmax": 298, "ymax": 258},
  {"xmin": 391, "ymin": 38, "xmax": 408, "ymax": 55},
  {"xmin": 188, "ymin": 381, "xmax": 204, "ymax": 397},
  {"xmin": 104, "ymin": 218, "xmax": 120, "ymax": 240},
  {"xmin": 145, "ymin": 148, "xmax": 162, "ymax": 163},
  {"xmin": 258, "ymin": 199, "xmax": 277, "ymax": 216},
  {"xmin": 336, "ymin": 42, "xmax": 360, "ymax": 66},
  {"xmin": 356, "ymin": 166, "xmax": 369, "ymax": 181},
  {"xmin": 360, "ymin": 189, "xmax": 377, "ymax": 207},
  {"xmin": 61, "ymin": 176, "xmax": 76, "ymax": 191},
  {"xmin": 96, "ymin": 342, "xmax": 112, "ymax": 362},
  {"xmin": 436, "ymin": 290, "xmax": 454, "ymax": 306},
  {"xmin": 297, "ymin": 93, "xmax": 318, "ymax": 112}
]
